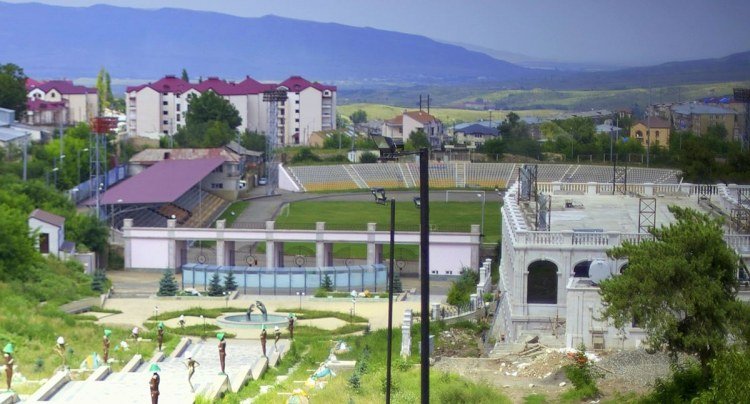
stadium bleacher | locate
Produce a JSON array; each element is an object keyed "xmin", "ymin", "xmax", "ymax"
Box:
[{"xmin": 284, "ymin": 162, "xmax": 683, "ymax": 193}]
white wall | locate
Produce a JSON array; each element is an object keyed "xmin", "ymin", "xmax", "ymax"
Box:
[
  {"xmin": 28, "ymin": 218, "xmax": 61, "ymax": 257},
  {"xmin": 129, "ymin": 238, "xmax": 170, "ymax": 269},
  {"xmin": 134, "ymin": 87, "xmax": 160, "ymax": 139},
  {"xmin": 299, "ymin": 87, "xmax": 322, "ymax": 145}
]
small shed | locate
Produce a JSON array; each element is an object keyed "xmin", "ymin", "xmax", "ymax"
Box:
[{"xmin": 28, "ymin": 208, "xmax": 68, "ymax": 257}]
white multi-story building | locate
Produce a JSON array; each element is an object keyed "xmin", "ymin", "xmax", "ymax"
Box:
[
  {"xmin": 26, "ymin": 80, "xmax": 98, "ymax": 126},
  {"xmin": 495, "ymin": 179, "xmax": 750, "ymax": 350},
  {"xmin": 125, "ymin": 75, "xmax": 337, "ymax": 145}
]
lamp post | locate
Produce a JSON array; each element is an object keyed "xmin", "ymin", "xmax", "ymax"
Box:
[
  {"xmin": 476, "ymin": 192, "xmax": 485, "ymax": 237},
  {"xmin": 296, "ymin": 291, "xmax": 305, "ymax": 310},
  {"xmin": 371, "ymin": 188, "xmax": 397, "ymax": 404},
  {"xmin": 77, "ymin": 148, "xmax": 89, "ymax": 185},
  {"xmin": 350, "ymin": 290, "xmax": 357, "ymax": 322}
]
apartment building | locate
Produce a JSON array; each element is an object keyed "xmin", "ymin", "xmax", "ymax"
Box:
[
  {"xmin": 671, "ymin": 103, "xmax": 737, "ymax": 137},
  {"xmin": 125, "ymin": 75, "xmax": 337, "ymax": 145},
  {"xmin": 26, "ymin": 80, "xmax": 98, "ymax": 125}
]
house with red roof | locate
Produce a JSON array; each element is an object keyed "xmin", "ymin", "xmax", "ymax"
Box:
[
  {"xmin": 382, "ymin": 110, "xmax": 444, "ymax": 148},
  {"xmin": 26, "ymin": 80, "xmax": 98, "ymax": 126},
  {"xmin": 124, "ymin": 74, "xmax": 336, "ymax": 146}
]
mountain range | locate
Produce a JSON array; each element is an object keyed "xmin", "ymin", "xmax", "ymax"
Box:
[{"xmin": 0, "ymin": 1, "xmax": 748, "ymax": 93}]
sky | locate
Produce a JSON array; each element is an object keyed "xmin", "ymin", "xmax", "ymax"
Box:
[{"xmin": 4, "ymin": 0, "xmax": 750, "ymax": 66}]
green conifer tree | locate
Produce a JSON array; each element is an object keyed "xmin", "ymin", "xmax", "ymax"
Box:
[
  {"xmin": 157, "ymin": 270, "xmax": 178, "ymax": 296},
  {"xmin": 224, "ymin": 270, "xmax": 238, "ymax": 292},
  {"xmin": 207, "ymin": 272, "xmax": 224, "ymax": 296},
  {"xmin": 321, "ymin": 274, "xmax": 333, "ymax": 291}
]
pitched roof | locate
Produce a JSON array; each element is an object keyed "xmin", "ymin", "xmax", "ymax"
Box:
[
  {"xmin": 29, "ymin": 208, "xmax": 65, "ymax": 227},
  {"xmin": 129, "ymin": 148, "xmax": 241, "ymax": 164},
  {"xmin": 225, "ymin": 141, "xmax": 263, "ymax": 157},
  {"xmin": 637, "ymin": 116, "xmax": 671, "ymax": 128},
  {"xmin": 193, "ymin": 77, "xmax": 247, "ymax": 96},
  {"xmin": 280, "ymin": 76, "xmax": 312, "ymax": 92},
  {"xmin": 126, "ymin": 75, "xmax": 335, "ymax": 96},
  {"xmin": 100, "ymin": 158, "xmax": 225, "ymax": 205},
  {"xmin": 126, "ymin": 75, "xmax": 193, "ymax": 94},
  {"xmin": 35, "ymin": 80, "xmax": 96, "ymax": 95},
  {"xmin": 456, "ymin": 124, "xmax": 499, "ymax": 136},
  {"xmin": 404, "ymin": 110, "xmax": 439, "ymax": 124},
  {"xmin": 0, "ymin": 127, "xmax": 30, "ymax": 142}
]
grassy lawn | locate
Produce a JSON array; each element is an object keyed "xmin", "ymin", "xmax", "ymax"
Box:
[
  {"xmin": 215, "ymin": 200, "xmax": 250, "ymax": 227},
  {"xmin": 275, "ymin": 200, "xmax": 501, "ymax": 242}
]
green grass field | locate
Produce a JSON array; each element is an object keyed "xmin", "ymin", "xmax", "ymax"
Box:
[
  {"xmin": 457, "ymin": 81, "xmax": 750, "ymax": 111},
  {"xmin": 257, "ymin": 200, "xmax": 501, "ymax": 260},
  {"xmin": 338, "ymin": 103, "xmax": 561, "ymax": 124}
]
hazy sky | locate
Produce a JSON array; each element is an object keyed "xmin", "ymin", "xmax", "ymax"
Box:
[{"xmin": 4, "ymin": 0, "xmax": 750, "ymax": 65}]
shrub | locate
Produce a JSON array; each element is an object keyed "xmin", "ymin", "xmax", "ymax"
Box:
[
  {"xmin": 446, "ymin": 269, "xmax": 479, "ymax": 306},
  {"xmin": 562, "ymin": 344, "xmax": 602, "ymax": 400},
  {"xmin": 291, "ymin": 147, "xmax": 321, "ymax": 164},
  {"xmin": 359, "ymin": 151, "xmax": 378, "ymax": 163}
]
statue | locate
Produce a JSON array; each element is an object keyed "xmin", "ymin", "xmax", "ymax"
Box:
[
  {"xmin": 157, "ymin": 322, "xmax": 165, "ymax": 352},
  {"xmin": 184, "ymin": 353, "xmax": 200, "ymax": 392},
  {"xmin": 55, "ymin": 336, "xmax": 66, "ymax": 369},
  {"xmin": 246, "ymin": 304, "xmax": 256, "ymax": 321},
  {"xmin": 217, "ymin": 333, "xmax": 226, "ymax": 375},
  {"xmin": 178, "ymin": 315, "xmax": 185, "ymax": 329},
  {"xmin": 103, "ymin": 329, "xmax": 111, "ymax": 364},
  {"xmin": 149, "ymin": 363, "xmax": 160, "ymax": 404},
  {"xmin": 131, "ymin": 327, "xmax": 140, "ymax": 340},
  {"xmin": 287, "ymin": 313, "xmax": 295, "ymax": 340},
  {"xmin": 3, "ymin": 343, "xmax": 13, "ymax": 392},
  {"xmin": 260, "ymin": 325, "xmax": 267, "ymax": 357},
  {"xmin": 256, "ymin": 301, "xmax": 268, "ymax": 322},
  {"xmin": 273, "ymin": 326, "xmax": 281, "ymax": 350}
]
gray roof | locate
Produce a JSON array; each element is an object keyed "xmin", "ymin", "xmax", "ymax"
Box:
[
  {"xmin": 454, "ymin": 120, "xmax": 501, "ymax": 131},
  {"xmin": 29, "ymin": 208, "xmax": 66, "ymax": 227},
  {"xmin": 225, "ymin": 141, "xmax": 263, "ymax": 157},
  {"xmin": 456, "ymin": 124, "xmax": 499, "ymax": 136},
  {"xmin": 595, "ymin": 124, "xmax": 622, "ymax": 133},
  {"xmin": 0, "ymin": 127, "xmax": 30, "ymax": 143},
  {"xmin": 672, "ymin": 103, "xmax": 737, "ymax": 115}
]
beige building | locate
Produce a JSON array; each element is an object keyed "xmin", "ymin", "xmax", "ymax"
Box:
[
  {"xmin": 125, "ymin": 75, "xmax": 337, "ymax": 146},
  {"xmin": 671, "ymin": 103, "xmax": 737, "ymax": 137},
  {"xmin": 630, "ymin": 117, "xmax": 672, "ymax": 149},
  {"xmin": 382, "ymin": 110, "xmax": 444, "ymax": 147},
  {"xmin": 26, "ymin": 80, "xmax": 98, "ymax": 125}
]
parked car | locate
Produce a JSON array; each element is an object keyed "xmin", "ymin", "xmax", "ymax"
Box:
[{"xmin": 258, "ymin": 177, "xmax": 268, "ymax": 185}]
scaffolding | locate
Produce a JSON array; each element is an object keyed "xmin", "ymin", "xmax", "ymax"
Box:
[{"xmin": 638, "ymin": 197, "xmax": 657, "ymax": 234}]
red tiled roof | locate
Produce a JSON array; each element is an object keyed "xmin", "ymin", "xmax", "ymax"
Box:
[
  {"xmin": 26, "ymin": 78, "xmax": 42, "ymax": 91},
  {"xmin": 29, "ymin": 208, "xmax": 65, "ymax": 227},
  {"xmin": 237, "ymin": 77, "xmax": 277, "ymax": 94},
  {"xmin": 193, "ymin": 77, "xmax": 248, "ymax": 96},
  {"xmin": 100, "ymin": 158, "xmax": 225, "ymax": 205},
  {"xmin": 280, "ymin": 76, "xmax": 312, "ymax": 92},
  {"xmin": 126, "ymin": 75, "xmax": 335, "ymax": 96},
  {"xmin": 404, "ymin": 110, "xmax": 438, "ymax": 124},
  {"xmin": 35, "ymin": 80, "xmax": 96, "ymax": 95},
  {"xmin": 385, "ymin": 115, "xmax": 404, "ymax": 126},
  {"xmin": 27, "ymin": 99, "xmax": 66, "ymax": 111}
]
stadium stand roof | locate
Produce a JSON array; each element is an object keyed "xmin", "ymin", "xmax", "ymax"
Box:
[{"xmin": 99, "ymin": 158, "xmax": 224, "ymax": 205}]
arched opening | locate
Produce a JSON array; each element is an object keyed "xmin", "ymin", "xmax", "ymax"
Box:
[
  {"xmin": 573, "ymin": 260, "xmax": 593, "ymax": 278},
  {"xmin": 527, "ymin": 260, "xmax": 558, "ymax": 304},
  {"xmin": 619, "ymin": 263, "xmax": 629, "ymax": 274}
]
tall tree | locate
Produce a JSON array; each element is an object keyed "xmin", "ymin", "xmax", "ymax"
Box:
[
  {"xmin": 599, "ymin": 207, "xmax": 750, "ymax": 376},
  {"xmin": 349, "ymin": 109, "xmax": 367, "ymax": 124},
  {"xmin": 181, "ymin": 68, "xmax": 189, "ymax": 82},
  {"xmin": 0, "ymin": 63, "xmax": 28, "ymax": 117},
  {"xmin": 185, "ymin": 91, "xmax": 242, "ymax": 130},
  {"xmin": 240, "ymin": 130, "xmax": 266, "ymax": 152},
  {"xmin": 95, "ymin": 67, "xmax": 112, "ymax": 113},
  {"xmin": 405, "ymin": 128, "xmax": 430, "ymax": 151}
]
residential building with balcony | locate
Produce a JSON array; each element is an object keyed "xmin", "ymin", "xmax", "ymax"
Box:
[
  {"xmin": 125, "ymin": 75, "xmax": 337, "ymax": 145},
  {"xmin": 629, "ymin": 116, "xmax": 672, "ymax": 149},
  {"xmin": 671, "ymin": 103, "xmax": 738, "ymax": 138},
  {"xmin": 26, "ymin": 80, "xmax": 97, "ymax": 126}
]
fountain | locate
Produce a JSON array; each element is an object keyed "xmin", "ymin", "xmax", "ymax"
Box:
[{"xmin": 217, "ymin": 300, "xmax": 288, "ymax": 329}]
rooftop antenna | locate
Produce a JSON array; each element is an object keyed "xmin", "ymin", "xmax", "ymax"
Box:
[
  {"xmin": 427, "ymin": 94, "xmax": 431, "ymax": 115},
  {"xmin": 419, "ymin": 94, "xmax": 422, "ymax": 112}
]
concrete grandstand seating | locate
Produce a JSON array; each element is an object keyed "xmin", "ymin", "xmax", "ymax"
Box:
[
  {"xmin": 284, "ymin": 162, "xmax": 682, "ymax": 193},
  {"xmin": 287, "ymin": 165, "xmax": 359, "ymax": 191}
]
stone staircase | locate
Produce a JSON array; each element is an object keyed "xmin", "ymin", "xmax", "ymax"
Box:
[
  {"xmin": 14, "ymin": 338, "xmax": 289, "ymax": 403},
  {"xmin": 343, "ymin": 165, "xmax": 368, "ymax": 189}
]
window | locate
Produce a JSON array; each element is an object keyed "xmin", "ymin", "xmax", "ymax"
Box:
[
  {"xmin": 211, "ymin": 183, "xmax": 223, "ymax": 189},
  {"xmin": 295, "ymin": 109, "xmax": 300, "ymax": 113},
  {"xmin": 163, "ymin": 130, "xmax": 168, "ymax": 135},
  {"xmin": 163, "ymin": 101, "xmax": 168, "ymax": 106},
  {"xmin": 176, "ymin": 104, "xmax": 181, "ymax": 111},
  {"xmin": 295, "ymin": 118, "xmax": 300, "ymax": 123},
  {"xmin": 295, "ymin": 100, "xmax": 300, "ymax": 104},
  {"xmin": 163, "ymin": 120, "xmax": 168, "ymax": 125},
  {"xmin": 655, "ymin": 130, "xmax": 660, "ymax": 138},
  {"xmin": 176, "ymin": 114, "xmax": 181, "ymax": 122},
  {"xmin": 39, "ymin": 233, "xmax": 49, "ymax": 254},
  {"xmin": 163, "ymin": 110, "xmax": 168, "ymax": 115},
  {"xmin": 527, "ymin": 260, "xmax": 558, "ymax": 304},
  {"xmin": 176, "ymin": 93, "xmax": 181, "ymax": 98}
]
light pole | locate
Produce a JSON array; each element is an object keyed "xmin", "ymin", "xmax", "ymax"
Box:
[
  {"xmin": 296, "ymin": 291, "xmax": 305, "ymax": 310},
  {"xmin": 77, "ymin": 148, "xmax": 89, "ymax": 185},
  {"xmin": 371, "ymin": 189, "xmax": 396, "ymax": 404},
  {"xmin": 476, "ymin": 192, "xmax": 485, "ymax": 238},
  {"xmin": 350, "ymin": 289, "xmax": 357, "ymax": 321}
]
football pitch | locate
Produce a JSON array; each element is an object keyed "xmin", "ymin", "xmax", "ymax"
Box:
[{"xmin": 259, "ymin": 200, "xmax": 501, "ymax": 260}]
